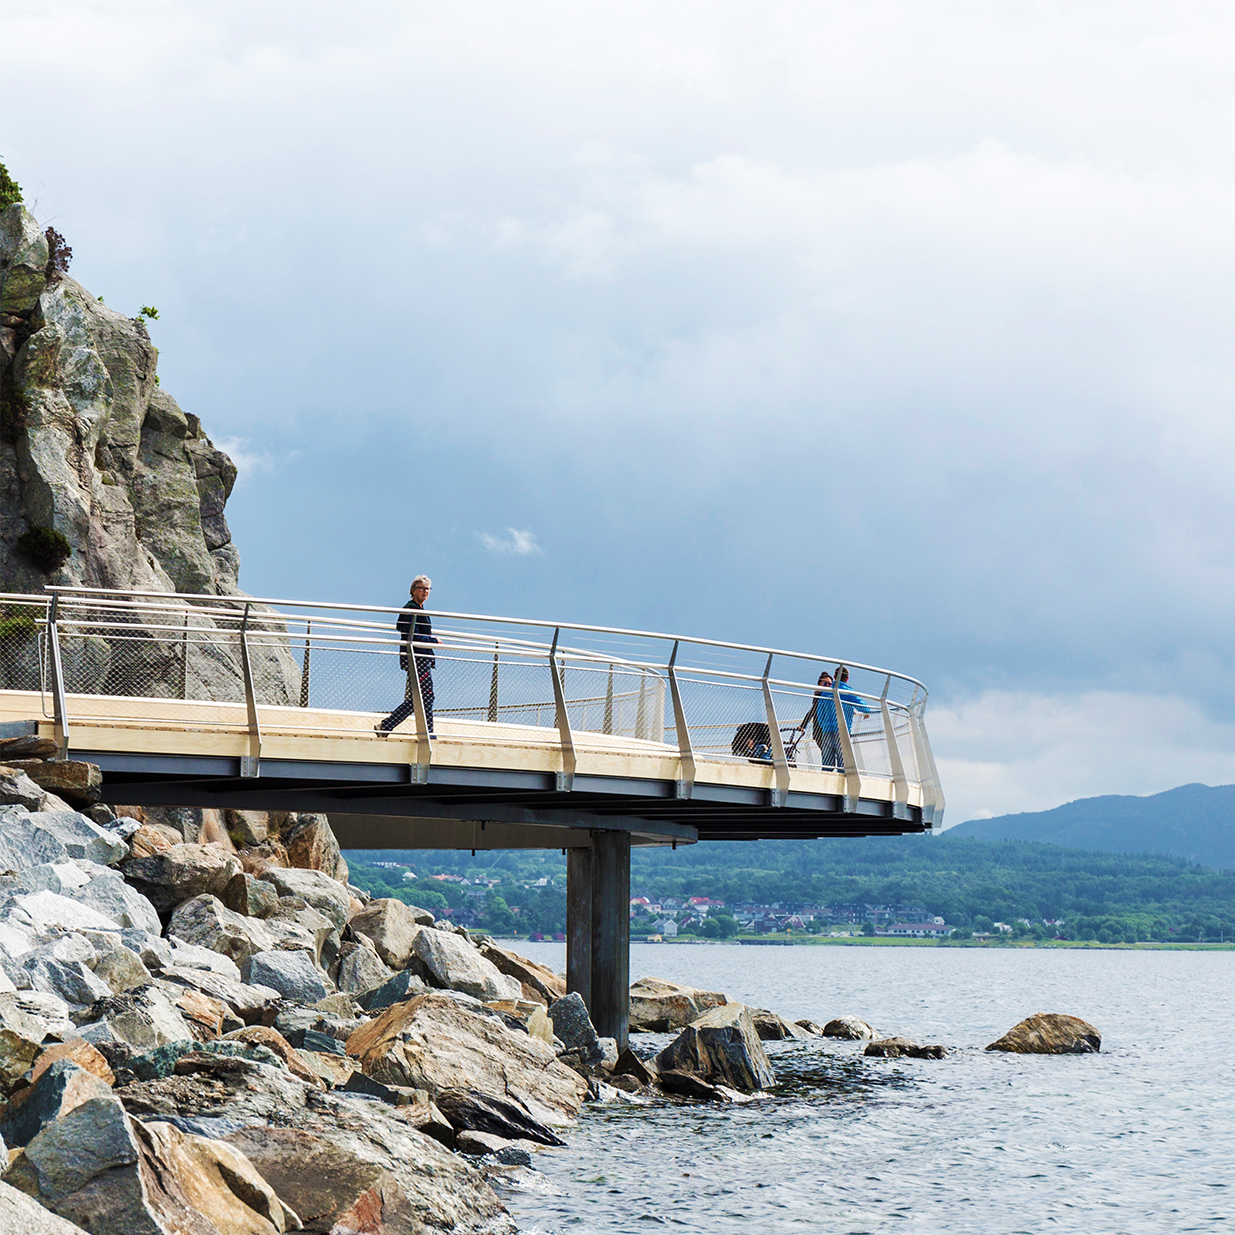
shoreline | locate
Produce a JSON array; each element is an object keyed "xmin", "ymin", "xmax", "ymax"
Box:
[{"xmin": 501, "ymin": 936, "xmax": 1235, "ymax": 952}]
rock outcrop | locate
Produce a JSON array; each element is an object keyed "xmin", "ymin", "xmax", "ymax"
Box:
[
  {"xmin": 986, "ymin": 1013, "xmax": 1101, "ymax": 1055},
  {"xmin": 629, "ymin": 976, "xmax": 729, "ymax": 1032},
  {"xmin": 864, "ymin": 1036, "xmax": 947, "ymax": 1059},
  {"xmin": 822, "ymin": 1015, "xmax": 875, "ymax": 1040},
  {"xmin": 654, "ymin": 1003, "xmax": 775, "ymax": 1093}
]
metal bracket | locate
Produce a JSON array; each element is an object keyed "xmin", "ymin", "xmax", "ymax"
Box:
[
  {"xmin": 238, "ymin": 604, "xmax": 262, "ymax": 778},
  {"xmin": 880, "ymin": 674, "xmax": 910, "ymax": 811},
  {"xmin": 408, "ymin": 636, "xmax": 432, "ymax": 785},
  {"xmin": 667, "ymin": 641, "xmax": 695, "ymax": 799},
  {"xmin": 549, "ymin": 628, "xmax": 576, "ymax": 791},
  {"xmin": 833, "ymin": 680, "xmax": 862, "ymax": 812},
  {"xmin": 761, "ymin": 653, "xmax": 790, "ymax": 807},
  {"xmin": 47, "ymin": 594, "xmax": 69, "ymax": 760}
]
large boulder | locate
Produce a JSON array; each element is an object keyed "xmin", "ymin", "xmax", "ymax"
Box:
[
  {"xmin": 78, "ymin": 983, "xmax": 195, "ymax": 1050},
  {"xmin": 155, "ymin": 967, "xmax": 282, "ymax": 1028},
  {"xmin": 3, "ymin": 1092, "xmax": 300, "ymax": 1235},
  {"xmin": 346, "ymin": 898, "xmax": 424, "ymax": 968},
  {"xmin": 0, "ymin": 768, "xmax": 50, "ymax": 811},
  {"xmin": 986, "ymin": 1013, "xmax": 1101, "ymax": 1055},
  {"xmin": 0, "ymin": 204, "xmax": 49, "ymax": 313},
  {"xmin": 547, "ymin": 992, "xmax": 601, "ymax": 1059},
  {"xmin": 0, "ymin": 1178, "xmax": 91, "ymax": 1233},
  {"xmin": 412, "ymin": 927, "xmax": 521, "ymax": 1001},
  {"xmin": 823, "ymin": 1015, "xmax": 875, "ymax": 1040},
  {"xmin": 654, "ymin": 1003, "xmax": 776, "ymax": 1093},
  {"xmin": 0, "ymin": 808, "xmax": 70, "ymax": 870},
  {"xmin": 260, "ymin": 866, "xmax": 350, "ymax": 930},
  {"xmin": 122, "ymin": 844, "xmax": 242, "ymax": 915},
  {"xmin": 629, "ymin": 976, "xmax": 729, "ymax": 1032},
  {"xmin": 346, "ymin": 993, "xmax": 588, "ymax": 1126},
  {"xmin": 166, "ymin": 895, "xmax": 277, "ymax": 966},
  {"xmin": 478, "ymin": 941, "xmax": 567, "ymax": 1006},
  {"xmin": 243, "ymin": 950, "xmax": 330, "ymax": 1004},
  {"xmin": 7, "ymin": 889, "xmax": 121, "ymax": 934},
  {"xmin": 16, "ymin": 761, "xmax": 102, "ymax": 809},
  {"xmin": 26, "ymin": 811, "xmax": 126, "ymax": 866},
  {"xmin": 334, "ymin": 939, "xmax": 394, "ymax": 994},
  {"xmin": 73, "ymin": 866, "xmax": 161, "ymax": 933},
  {"xmin": 117, "ymin": 1052, "xmax": 513, "ymax": 1234},
  {"xmin": 0, "ymin": 1059, "xmax": 115, "ymax": 1148},
  {"xmin": 277, "ymin": 813, "xmax": 348, "ymax": 883},
  {"xmin": 0, "ymin": 994, "xmax": 52, "ymax": 1096}
]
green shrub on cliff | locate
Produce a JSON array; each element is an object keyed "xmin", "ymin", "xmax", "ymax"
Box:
[
  {"xmin": 16, "ymin": 525, "xmax": 72, "ymax": 572},
  {"xmin": 0, "ymin": 161, "xmax": 21, "ymax": 209}
]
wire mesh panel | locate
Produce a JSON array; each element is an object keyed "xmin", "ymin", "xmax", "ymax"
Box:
[{"xmin": 10, "ymin": 586, "xmax": 942, "ymax": 817}]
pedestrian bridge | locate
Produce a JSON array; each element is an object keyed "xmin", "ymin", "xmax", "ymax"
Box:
[
  {"xmin": 0, "ymin": 587, "xmax": 944, "ymax": 848},
  {"xmin": 0, "ymin": 586, "xmax": 943, "ymax": 1045}
]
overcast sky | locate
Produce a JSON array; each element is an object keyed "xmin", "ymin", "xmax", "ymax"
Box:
[{"xmin": 5, "ymin": 1, "xmax": 1235, "ymax": 824}]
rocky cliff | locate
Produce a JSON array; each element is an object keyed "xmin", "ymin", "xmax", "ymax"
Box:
[{"xmin": 0, "ymin": 204, "xmax": 241, "ymax": 597}]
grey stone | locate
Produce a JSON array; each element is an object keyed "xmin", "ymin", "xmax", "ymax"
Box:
[
  {"xmin": 121, "ymin": 843, "xmax": 241, "ymax": 914},
  {"xmin": 164, "ymin": 937, "xmax": 242, "ymax": 981},
  {"xmin": 74, "ymin": 869, "xmax": 160, "ymax": 933},
  {"xmin": 243, "ymin": 949, "xmax": 330, "ymax": 1004},
  {"xmin": 27, "ymin": 812, "xmax": 126, "ymax": 866},
  {"xmin": 7, "ymin": 991, "xmax": 75, "ymax": 1042},
  {"xmin": 334, "ymin": 939, "xmax": 393, "ymax": 995},
  {"xmin": 165, "ymin": 894, "xmax": 276, "ymax": 966},
  {"xmin": 347, "ymin": 897, "xmax": 424, "ymax": 967},
  {"xmin": 865, "ymin": 1036, "xmax": 948, "ymax": 1059},
  {"xmin": 357, "ymin": 967, "xmax": 431, "ymax": 1011},
  {"xmin": 14, "ymin": 861, "xmax": 91, "ymax": 896},
  {"xmin": 0, "ymin": 993, "xmax": 49, "ymax": 1094},
  {"xmin": 822, "ymin": 1015, "xmax": 874, "ymax": 1040},
  {"xmin": 654, "ymin": 1003, "xmax": 776, "ymax": 1093},
  {"xmin": 0, "ymin": 204, "xmax": 49, "ymax": 313},
  {"xmin": 27, "ymin": 957, "xmax": 112, "ymax": 1008},
  {"xmin": 117, "ymin": 930, "xmax": 173, "ymax": 971},
  {"xmin": 413, "ymin": 927, "xmax": 521, "ymax": 1002},
  {"xmin": 0, "ymin": 807, "xmax": 70, "ymax": 871},
  {"xmin": 0, "ymin": 1059, "xmax": 115, "ymax": 1148},
  {"xmin": 10, "ymin": 889, "xmax": 121, "ymax": 933},
  {"xmin": 154, "ymin": 966, "xmax": 282, "ymax": 1027},
  {"xmin": 89, "ymin": 945, "xmax": 151, "ymax": 995},
  {"xmin": 0, "ymin": 768, "xmax": 47, "ymax": 810},
  {"xmin": 79, "ymin": 984, "xmax": 193, "ymax": 1050},
  {"xmin": 125, "ymin": 1038, "xmax": 285, "ymax": 1082},
  {"xmin": 548, "ymin": 992, "xmax": 601, "ymax": 1057},
  {"xmin": 262, "ymin": 865, "xmax": 351, "ymax": 929},
  {"xmin": 220, "ymin": 871, "xmax": 278, "ymax": 918}
]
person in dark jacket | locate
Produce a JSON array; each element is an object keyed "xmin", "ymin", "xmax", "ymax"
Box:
[{"xmin": 377, "ymin": 575, "xmax": 440, "ymax": 734}]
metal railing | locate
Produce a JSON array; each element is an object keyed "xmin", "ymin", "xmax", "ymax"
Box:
[{"xmin": 0, "ymin": 588, "xmax": 945, "ymax": 824}]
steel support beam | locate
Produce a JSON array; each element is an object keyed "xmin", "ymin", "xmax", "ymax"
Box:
[
  {"xmin": 566, "ymin": 847, "xmax": 593, "ymax": 1012},
  {"xmin": 589, "ymin": 829, "xmax": 631, "ymax": 1050}
]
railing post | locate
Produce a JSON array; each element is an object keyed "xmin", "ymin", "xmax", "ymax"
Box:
[
  {"xmin": 832, "ymin": 680, "xmax": 862, "ymax": 811},
  {"xmin": 666, "ymin": 641, "xmax": 695, "ymax": 799},
  {"xmin": 488, "ymin": 645, "xmax": 500, "ymax": 723},
  {"xmin": 238, "ymin": 603, "xmax": 262, "ymax": 777},
  {"xmin": 908, "ymin": 700, "xmax": 944, "ymax": 826},
  {"xmin": 179, "ymin": 609, "xmax": 190, "ymax": 700},
  {"xmin": 47, "ymin": 594, "xmax": 69, "ymax": 760},
  {"xmin": 549, "ymin": 628, "xmax": 576, "ymax": 791},
  {"xmin": 408, "ymin": 635, "xmax": 432, "ymax": 785},
  {"xmin": 880, "ymin": 674, "xmax": 910, "ymax": 819},
  {"xmin": 299, "ymin": 619, "xmax": 312, "ymax": 708},
  {"xmin": 603, "ymin": 664, "xmax": 614, "ymax": 735},
  {"xmin": 634, "ymin": 675, "xmax": 648, "ymax": 740},
  {"xmin": 761, "ymin": 653, "xmax": 790, "ymax": 807}
]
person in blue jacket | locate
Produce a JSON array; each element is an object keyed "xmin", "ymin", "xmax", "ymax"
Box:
[
  {"xmin": 377, "ymin": 575, "xmax": 440, "ymax": 734},
  {"xmin": 800, "ymin": 666, "xmax": 876, "ymax": 770}
]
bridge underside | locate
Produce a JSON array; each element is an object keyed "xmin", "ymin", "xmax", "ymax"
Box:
[{"xmin": 85, "ymin": 749, "xmax": 930, "ymax": 846}]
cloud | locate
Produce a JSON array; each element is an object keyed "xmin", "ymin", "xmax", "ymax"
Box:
[
  {"xmin": 932, "ymin": 689, "xmax": 1235, "ymax": 827},
  {"xmin": 214, "ymin": 437, "xmax": 275, "ymax": 486},
  {"xmin": 478, "ymin": 528, "xmax": 543, "ymax": 557}
]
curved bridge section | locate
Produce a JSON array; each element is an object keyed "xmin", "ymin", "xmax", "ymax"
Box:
[
  {"xmin": 1, "ymin": 586, "xmax": 944, "ymax": 846},
  {"xmin": 0, "ymin": 586, "xmax": 944, "ymax": 1045},
  {"xmin": 0, "ymin": 587, "xmax": 944, "ymax": 848}
]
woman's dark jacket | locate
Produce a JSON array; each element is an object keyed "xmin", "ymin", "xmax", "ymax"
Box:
[{"xmin": 397, "ymin": 598, "xmax": 439, "ymax": 670}]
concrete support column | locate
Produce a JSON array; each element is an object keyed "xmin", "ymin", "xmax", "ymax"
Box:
[
  {"xmin": 566, "ymin": 846, "xmax": 593, "ymax": 1011},
  {"xmin": 589, "ymin": 829, "xmax": 631, "ymax": 1051}
]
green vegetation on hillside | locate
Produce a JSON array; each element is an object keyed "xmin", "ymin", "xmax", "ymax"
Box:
[
  {"xmin": 346, "ymin": 833, "xmax": 1235, "ymax": 943},
  {"xmin": 0, "ymin": 160, "xmax": 21, "ymax": 209}
]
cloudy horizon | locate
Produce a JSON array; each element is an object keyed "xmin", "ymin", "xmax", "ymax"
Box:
[{"xmin": 5, "ymin": 1, "xmax": 1234, "ymax": 825}]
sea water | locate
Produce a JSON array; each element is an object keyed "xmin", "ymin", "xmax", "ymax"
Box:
[{"xmin": 498, "ymin": 943, "xmax": 1234, "ymax": 1234}]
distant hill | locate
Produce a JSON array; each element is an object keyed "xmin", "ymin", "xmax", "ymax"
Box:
[{"xmin": 947, "ymin": 783, "xmax": 1235, "ymax": 869}]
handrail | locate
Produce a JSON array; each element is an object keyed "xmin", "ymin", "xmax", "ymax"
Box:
[{"xmin": 39, "ymin": 585, "xmax": 929, "ymax": 698}]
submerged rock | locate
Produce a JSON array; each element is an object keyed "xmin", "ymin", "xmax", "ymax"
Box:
[
  {"xmin": 823, "ymin": 1015, "xmax": 875, "ymax": 1040},
  {"xmin": 864, "ymin": 1037, "xmax": 947, "ymax": 1059},
  {"xmin": 986, "ymin": 1013, "xmax": 1101, "ymax": 1055},
  {"xmin": 654, "ymin": 1003, "xmax": 775, "ymax": 1093},
  {"xmin": 749, "ymin": 1007, "xmax": 809, "ymax": 1041}
]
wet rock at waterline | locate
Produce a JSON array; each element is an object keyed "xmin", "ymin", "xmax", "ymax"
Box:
[
  {"xmin": 823, "ymin": 1015, "xmax": 875, "ymax": 1040},
  {"xmin": 654, "ymin": 1003, "xmax": 776, "ymax": 1093},
  {"xmin": 749, "ymin": 1007, "xmax": 810, "ymax": 1040},
  {"xmin": 986, "ymin": 1013, "xmax": 1101, "ymax": 1054},
  {"xmin": 864, "ymin": 1037, "xmax": 947, "ymax": 1059},
  {"xmin": 629, "ymin": 976, "xmax": 729, "ymax": 1032}
]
